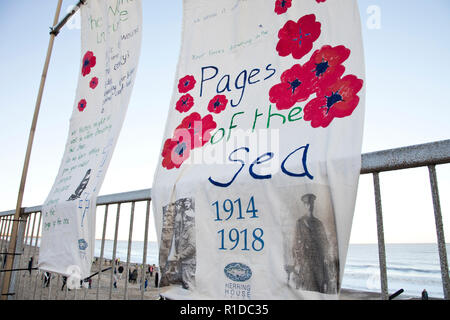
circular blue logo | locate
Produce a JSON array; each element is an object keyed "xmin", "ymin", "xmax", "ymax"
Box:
[
  {"xmin": 78, "ymin": 239, "xmax": 88, "ymax": 251},
  {"xmin": 224, "ymin": 262, "xmax": 252, "ymax": 282}
]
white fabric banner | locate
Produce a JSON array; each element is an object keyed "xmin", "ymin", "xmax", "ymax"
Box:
[
  {"xmin": 152, "ymin": 0, "xmax": 365, "ymax": 299},
  {"xmin": 39, "ymin": 0, "xmax": 142, "ymax": 279}
]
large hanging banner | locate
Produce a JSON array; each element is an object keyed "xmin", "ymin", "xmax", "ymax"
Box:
[
  {"xmin": 39, "ymin": 0, "xmax": 142, "ymax": 279},
  {"xmin": 152, "ymin": 0, "xmax": 365, "ymax": 299}
]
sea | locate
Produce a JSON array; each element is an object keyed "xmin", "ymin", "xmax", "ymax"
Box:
[{"xmin": 94, "ymin": 240, "xmax": 449, "ymax": 299}]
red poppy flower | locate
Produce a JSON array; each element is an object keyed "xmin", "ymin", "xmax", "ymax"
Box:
[
  {"xmin": 161, "ymin": 137, "xmax": 191, "ymax": 170},
  {"xmin": 176, "ymin": 112, "xmax": 217, "ymax": 148},
  {"xmin": 89, "ymin": 77, "xmax": 99, "ymax": 89},
  {"xmin": 274, "ymin": 0, "xmax": 292, "ymax": 15},
  {"xmin": 161, "ymin": 112, "xmax": 218, "ymax": 169},
  {"xmin": 178, "ymin": 75, "xmax": 196, "ymax": 93},
  {"xmin": 78, "ymin": 99, "xmax": 87, "ymax": 112},
  {"xmin": 207, "ymin": 94, "xmax": 228, "ymax": 114},
  {"xmin": 304, "ymin": 45, "xmax": 350, "ymax": 92},
  {"xmin": 175, "ymin": 94, "xmax": 194, "ymax": 113},
  {"xmin": 303, "ymin": 74, "xmax": 363, "ymax": 128},
  {"xmin": 82, "ymin": 51, "xmax": 96, "ymax": 77},
  {"xmin": 276, "ymin": 14, "xmax": 321, "ymax": 60},
  {"xmin": 269, "ymin": 64, "xmax": 315, "ymax": 110}
]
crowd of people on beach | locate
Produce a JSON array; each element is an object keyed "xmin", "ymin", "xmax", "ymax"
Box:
[
  {"xmin": 36, "ymin": 257, "xmax": 160, "ymax": 292},
  {"xmin": 111, "ymin": 258, "xmax": 159, "ymax": 291}
]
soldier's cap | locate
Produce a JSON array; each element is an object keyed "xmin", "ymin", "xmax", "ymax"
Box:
[{"xmin": 301, "ymin": 193, "xmax": 316, "ymax": 203}]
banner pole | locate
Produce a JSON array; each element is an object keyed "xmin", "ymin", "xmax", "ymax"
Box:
[{"xmin": 1, "ymin": 0, "xmax": 63, "ymax": 300}]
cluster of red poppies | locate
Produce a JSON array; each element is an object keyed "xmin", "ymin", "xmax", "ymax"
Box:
[
  {"xmin": 271, "ymin": 4, "xmax": 364, "ymax": 128},
  {"xmin": 77, "ymin": 51, "xmax": 99, "ymax": 112},
  {"xmin": 162, "ymin": 75, "xmax": 219, "ymax": 169}
]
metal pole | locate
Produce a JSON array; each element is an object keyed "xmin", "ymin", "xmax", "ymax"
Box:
[
  {"xmin": 32, "ymin": 271, "xmax": 39, "ymax": 300},
  {"xmin": 0, "ymin": 218, "xmax": 8, "ymax": 284},
  {"xmin": 0, "ymin": 218, "xmax": 6, "ymax": 253},
  {"xmin": 16, "ymin": 215, "xmax": 31, "ymax": 300},
  {"xmin": 47, "ymin": 274, "xmax": 52, "ymax": 300},
  {"xmin": 31, "ymin": 212, "xmax": 42, "ymax": 300},
  {"xmin": 1, "ymin": 218, "xmax": 12, "ymax": 254},
  {"xmin": 31, "ymin": 212, "xmax": 42, "ymax": 273},
  {"xmin": 124, "ymin": 202, "xmax": 135, "ymax": 300},
  {"xmin": 0, "ymin": 218, "xmax": 12, "ymax": 286},
  {"xmin": 51, "ymin": 0, "xmax": 86, "ymax": 36},
  {"xmin": 141, "ymin": 200, "xmax": 151, "ymax": 300},
  {"xmin": 28, "ymin": 212, "xmax": 38, "ymax": 256},
  {"xmin": 96, "ymin": 205, "xmax": 109, "ymax": 300},
  {"xmin": 0, "ymin": 218, "xmax": 5, "ymax": 285},
  {"xmin": 55, "ymin": 274, "xmax": 60, "ymax": 300},
  {"xmin": 20, "ymin": 212, "xmax": 36, "ymax": 299},
  {"xmin": 373, "ymin": 172, "xmax": 389, "ymax": 300},
  {"xmin": 1, "ymin": 0, "xmax": 63, "ymax": 300},
  {"xmin": 428, "ymin": 165, "xmax": 450, "ymax": 300},
  {"xmin": 109, "ymin": 204, "xmax": 121, "ymax": 300}
]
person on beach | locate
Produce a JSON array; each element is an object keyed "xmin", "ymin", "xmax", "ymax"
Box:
[
  {"xmin": 292, "ymin": 193, "xmax": 336, "ymax": 294},
  {"xmin": 128, "ymin": 268, "xmax": 138, "ymax": 284},
  {"xmin": 118, "ymin": 265, "xmax": 124, "ymax": 280},
  {"xmin": 149, "ymin": 264, "xmax": 153, "ymax": 277},
  {"xmin": 141, "ymin": 277, "xmax": 148, "ymax": 291},
  {"xmin": 422, "ymin": 289, "xmax": 429, "ymax": 300},
  {"xmin": 113, "ymin": 269, "xmax": 118, "ymax": 289},
  {"xmin": 28, "ymin": 257, "xmax": 33, "ymax": 275},
  {"xmin": 43, "ymin": 272, "xmax": 51, "ymax": 288},
  {"xmin": 61, "ymin": 276, "xmax": 67, "ymax": 290}
]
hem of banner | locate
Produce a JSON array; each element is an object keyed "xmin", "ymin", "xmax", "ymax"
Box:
[
  {"xmin": 159, "ymin": 285, "xmax": 203, "ymax": 300},
  {"xmin": 37, "ymin": 266, "xmax": 67, "ymax": 277},
  {"xmin": 37, "ymin": 264, "xmax": 88, "ymax": 279}
]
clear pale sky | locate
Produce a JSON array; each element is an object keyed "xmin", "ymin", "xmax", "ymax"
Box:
[{"xmin": 0, "ymin": 0, "xmax": 449, "ymax": 243}]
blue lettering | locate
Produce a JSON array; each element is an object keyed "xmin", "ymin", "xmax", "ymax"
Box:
[
  {"xmin": 249, "ymin": 152, "xmax": 274, "ymax": 180},
  {"xmin": 208, "ymin": 147, "xmax": 249, "ymax": 187},
  {"xmin": 281, "ymin": 144, "xmax": 314, "ymax": 179},
  {"xmin": 231, "ymin": 69, "xmax": 247, "ymax": 107},
  {"xmin": 200, "ymin": 66, "xmax": 219, "ymax": 97}
]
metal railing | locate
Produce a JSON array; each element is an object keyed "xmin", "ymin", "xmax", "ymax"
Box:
[
  {"xmin": 1, "ymin": 139, "xmax": 449, "ymax": 300},
  {"xmin": 0, "ymin": 192, "xmax": 153, "ymax": 300}
]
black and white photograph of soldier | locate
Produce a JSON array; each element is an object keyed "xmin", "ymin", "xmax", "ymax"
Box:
[
  {"xmin": 283, "ymin": 188, "xmax": 340, "ymax": 294},
  {"xmin": 159, "ymin": 197, "xmax": 196, "ymax": 289}
]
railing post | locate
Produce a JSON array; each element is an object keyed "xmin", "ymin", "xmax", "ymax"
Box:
[
  {"xmin": 109, "ymin": 204, "xmax": 121, "ymax": 300},
  {"xmin": 141, "ymin": 200, "xmax": 151, "ymax": 300},
  {"xmin": 16, "ymin": 215, "xmax": 31, "ymax": 300},
  {"xmin": 124, "ymin": 202, "xmax": 135, "ymax": 300},
  {"xmin": 96, "ymin": 205, "xmax": 109, "ymax": 300},
  {"xmin": 373, "ymin": 172, "xmax": 389, "ymax": 300},
  {"xmin": 428, "ymin": 165, "xmax": 450, "ymax": 300}
]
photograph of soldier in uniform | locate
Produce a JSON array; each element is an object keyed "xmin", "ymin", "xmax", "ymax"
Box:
[
  {"xmin": 159, "ymin": 197, "xmax": 196, "ymax": 289},
  {"xmin": 283, "ymin": 189, "xmax": 340, "ymax": 294}
]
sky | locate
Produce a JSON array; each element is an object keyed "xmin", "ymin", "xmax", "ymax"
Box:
[{"xmin": 0, "ymin": 0, "xmax": 449, "ymax": 244}]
